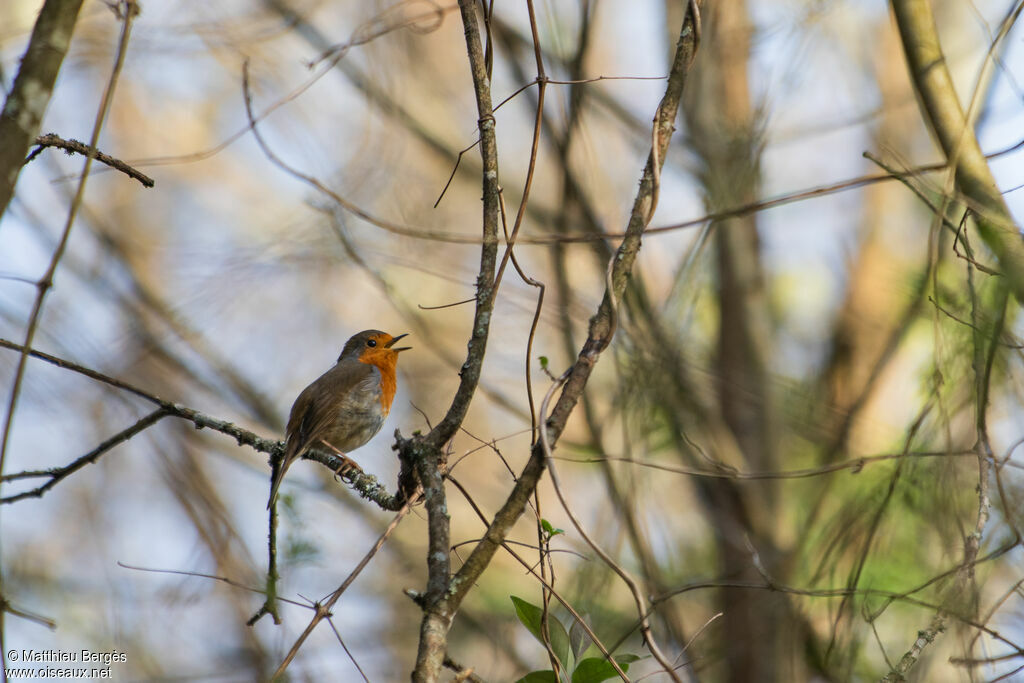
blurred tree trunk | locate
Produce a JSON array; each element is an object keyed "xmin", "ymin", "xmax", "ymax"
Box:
[
  {"xmin": 824, "ymin": 18, "xmax": 922, "ymax": 455},
  {"xmin": 678, "ymin": 1, "xmax": 791, "ymax": 680}
]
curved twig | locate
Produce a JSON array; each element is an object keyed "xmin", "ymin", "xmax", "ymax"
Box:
[{"xmin": 27, "ymin": 133, "xmax": 154, "ymax": 187}]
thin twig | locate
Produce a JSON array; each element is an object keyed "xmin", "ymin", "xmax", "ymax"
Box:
[
  {"xmin": 492, "ymin": 74, "xmax": 667, "ymax": 114},
  {"xmin": 443, "ymin": 655, "xmax": 484, "ymax": 683},
  {"xmin": 326, "ymin": 619, "xmax": 371, "ymax": 683},
  {"xmin": 1, "ymin": 408, "xmax": 169, "ymax": 504},
  {"xmin": 27, "ymin": 133, "xmax": 154, "ymax": 187},
  {"xmin": 271, "ymin": 496, "xmax": 419, "ymax": 680},
  {"xmin": 891, "ymin": 0, "xmax": 1024, "ymax": 299},
  {"xmin": 307, "ymin": 2, "xmax": 453, "ymax": 67},
  {"xmin": 434, "ymin": 138, "xmax": 480, "ymax": 208},
  {"xmin": 0, "ymin": 596, "xmax": 56, "ymax": 631},
  {"xmin": 492, "ymin": 5, "xmax": 557, "ymax": 665},
  {"xmin": 648, "ymin": 578, "xmax": 1024, "ymax": 656},
  {"xmin": 555, "ymin": 449, "xmax": 978, "ymax": 480},
  {"xmin": 117, "ymin": 562, "xmax": 308, "ymax": 608}
]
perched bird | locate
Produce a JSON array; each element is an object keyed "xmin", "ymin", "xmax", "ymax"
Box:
[{"xmin": 268, "ymin": 329, "xmax": 410, "ymax": 508}]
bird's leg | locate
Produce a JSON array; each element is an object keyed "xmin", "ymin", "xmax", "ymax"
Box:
[{"xmin": 321, "ymin": 439, "xmax": 364, "ymax": 480}]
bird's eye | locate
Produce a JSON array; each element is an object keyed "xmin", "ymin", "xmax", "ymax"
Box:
[{"xmin": 367, "ymin": 339, "xmax": 377, "ymax": 347}]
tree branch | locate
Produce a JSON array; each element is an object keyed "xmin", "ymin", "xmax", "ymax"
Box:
[
  {"xmin": 0, "ymin": 338, "xmax": 405, "ymax": 510},
  {"xmin": 891, "ymin": 0, "xmax": 1024, "ymax": 300},
  {"xmin": 406, "ymin": 5, "xmax": 700, "ymax": 681},
  {"xmin": 0, "ymin": 0, "xmax": 86, "ymax": 223},
  {"xmin": 408, "ymin": 0, "xmax": 505, "ymax": 678},
  {"xmin": 27, "ymin": 133, "xmax": 155, "ymax": 187}
]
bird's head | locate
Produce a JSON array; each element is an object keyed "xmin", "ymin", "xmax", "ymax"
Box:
[{"xmin": 339, "ymin": 329, "xmax": 411, "ymax": 365}]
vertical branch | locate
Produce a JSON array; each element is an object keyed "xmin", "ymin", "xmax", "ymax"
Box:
[
  {"xmin": 426, "ymin": 0, "xmax": 501, "ymax": 448},
  {"xmin": 411, "ymin": 1, "xmax": 500, "ymax": 680},
  {"xmin": 410, "ymin": 436, "xmax": 454, "ymax": 682},
  {"xmin": 510, "ymin": 2, "xmax": 560, "ymax": 677},
  {"xmin": 0, "ymin": 0, "xmax": 86, "ymax": 223},
  {"xmin": 502, "ymin": 0, "xmax": 693, "ymax": 659},
  {"xmin": 409, "ymin": 3, "xmax": 700, "ymax": 680},
  {"xmin": 890, "ymin": 0, "xmax": 1024, "ymax": 298},
  {"xmin": 436, "ymin": 4, "xmax": 700, "ymax": 678},
  {"xmin": 878, "ymin": 5, "xmax": 1024, "ymax": 678}
]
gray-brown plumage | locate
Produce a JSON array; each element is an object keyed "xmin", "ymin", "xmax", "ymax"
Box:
[{"xmin": 268, "ymin": 330, "xmax": 409, "ymax": 508}]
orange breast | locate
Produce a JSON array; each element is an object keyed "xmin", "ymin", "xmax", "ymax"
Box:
[
  {"xmin": 378, "ymin": 364, "xmax": 397, "ymax": 413},
  {"xmin": 360, "ymin": 352, "xmax": 398, "ymax": 413}
]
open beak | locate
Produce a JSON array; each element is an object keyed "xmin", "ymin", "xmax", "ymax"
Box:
[{"xmin": 385, "ymin": 333, "xmax": 411, "ymax": 352}]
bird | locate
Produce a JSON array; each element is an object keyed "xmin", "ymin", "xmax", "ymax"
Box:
[{"xmin": 268, "ymin": 329, "xmax": 410, "ymax": 508}]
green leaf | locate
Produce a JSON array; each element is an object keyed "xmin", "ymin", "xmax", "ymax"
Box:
[
  {"xmin": 516, "ymin": 671, "xmax": 558, "ymax": 683},
  {"xmin": 510, "ymin": 596, "xmax": 572, "ymax": 671},
  {"xmin": 568, "ymin": 616, "xmax": 591, "ymax": 660},
  {"xmin": 539, "ymin": 356, "xmax": 549, "ymax": 369},
  {"xmin": 570, "ymin": 658, "xmax": 618, "ymax": 683},
  {"xmin": 570, "ymin": 655, "xmax": 639, "ymax": 683},
  {"xmin": 540, "ymin": 519, "xmax": 564, "ymax": 538}
]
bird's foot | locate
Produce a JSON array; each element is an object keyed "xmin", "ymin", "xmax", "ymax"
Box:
[
  {"xmin": 332, "ymin": 457, "xmax": 363, "ymax": 481},
  {"xmin": 321, "ymin": 441, "xmax": 364, "ymax": 481}
]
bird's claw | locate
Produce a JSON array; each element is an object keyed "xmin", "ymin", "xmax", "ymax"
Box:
[
  {"xmin": 319, "ymin": 439, "xmax": 364, "ymax": 481},
  {"xmin": 331, "ymin": 455, "xmax": 363, "ymax": 482}
]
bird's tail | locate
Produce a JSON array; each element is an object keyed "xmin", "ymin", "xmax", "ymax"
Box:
[
  {"xmin": 267, "ymin": 475, "xmax": 282, "ymax": 510},
  {"xmin": 267, "ymin": 456, "xmax": 291, "ymax": 509}
]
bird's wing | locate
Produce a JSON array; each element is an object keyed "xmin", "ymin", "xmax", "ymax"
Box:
[
  {"xmin": 284, "ymin": 362, "xmax": 377, "ymax": 459},
  {"xmin": 271, "ymin": 362, "xmax": 380, "ymax": 508},
  {"xmin": 338, "ymin": 365, "xmax": 383, "ymax": 415}
]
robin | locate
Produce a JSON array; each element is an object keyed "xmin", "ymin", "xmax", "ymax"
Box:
[{"xmin": 268, "ymin": 329, "xmax": 411, "ymax": 508}]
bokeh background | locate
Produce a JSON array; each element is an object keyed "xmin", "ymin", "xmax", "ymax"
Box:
[{"xmin": 2, "ymin": 0, "xmax": 1024, "ymax": 680}]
